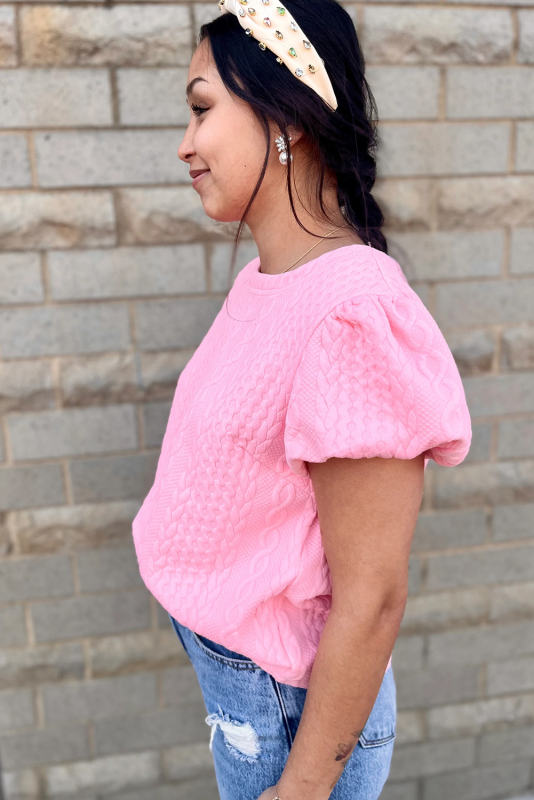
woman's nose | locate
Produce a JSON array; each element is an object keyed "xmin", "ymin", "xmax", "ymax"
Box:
[
  {"xmin": 178, "ymin": 138, "xmax": 191, "ymax": 163},
  {"xmin": 178, "ymin": 126, "xmax": 194, "ymax": 163}
]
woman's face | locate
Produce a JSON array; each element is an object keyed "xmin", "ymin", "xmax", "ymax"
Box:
[{"xmin": 178, "ymin": 38, "xmax": 289, "ymax": 223}]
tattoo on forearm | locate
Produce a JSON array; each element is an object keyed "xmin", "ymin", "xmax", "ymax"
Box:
[
  {"xmin": 329, "ymin": 730, "xmax": 365, "ymax": 789},
  {"xmin": 334, "ymin": 742, "xmax": 353, "ymax": 762}
]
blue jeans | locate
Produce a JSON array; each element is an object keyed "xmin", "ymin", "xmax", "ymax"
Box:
[{"xmin": 168, "ymin": 613, "xmax": 396, "ymax": 800}]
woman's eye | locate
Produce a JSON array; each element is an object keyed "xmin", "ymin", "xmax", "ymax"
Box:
[{"xmin": 191, "ymin": 104, "xmax": 208, "ymax": 116}]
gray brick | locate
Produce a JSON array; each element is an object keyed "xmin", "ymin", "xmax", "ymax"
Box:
[
  {"xmin": 0, "ymin": 303, "xmax": 130, "ymax": 358},
  {"xmin": 427, "ymin": 693, "xmax": 534, "ymax": 738},
  {"xmin": 117, "ymin": 186, "xmax": 212, "ymax": 246},
  {"xmin": 378, "ymin": 230, "xmax": 503, "ymax": 281},
  {"xmin": 0, "ymin": 554, "xmax": 74, "ymax": 603},
  {"xmin": 1, "ymin": 767, "xmax": 40, "ymax": 799},
  {"xmin": 379, "ymin": 782, "xmax": 418, "ymax": 800},
  {"xmin": 20, "ymin": 5, "xmax": 191, "ymax": 66},
  {"xmin": 0, "ymin": 190, "xmax": 115, "ymax": 251},
  {"xmin": 396, "ymin": 710, "xmax": 425, "ymax": 745},
  {"xmin": 427, "ymin": 620, "xmax": 534, "ymax": 666},
  {"xmin": 0, "ymin": 68, "xmax": 111, "ymax": 128},
  {"xmin": 0, "ymin": 464, "xmax": 65, "ymax": 511},
  {"xmin": 157, "ymin": 599, "xmax": 173, "ymax": 629},
  {"xmin": 425, "ymin": 545, "xmax": 534, "ymax": 590},
  {"xmin": 446, "ymin": 329, "xmax": 495, "ymax": 375},
  {"xmin": 117, "ymin": 67, "xmax": 189, "ymax": 126},
  {"xmin": 35, "ymin": 130, "xmax": 186, "ymax": 188},
  {"xmin": 108, "ymin": 786, "xmax": 208, "ymax": 800},
  {"xmin": 60, "ymin": 353, "xmax": 138, "ymax": 407},
  {"xmin": 497, "ymin": 420, "xmax": 534, "ymax": 458},
  {"xmin": 501, "ymin": 326, "xmax": 534, "ymax": 371},
  {"xmin": 159, "ymin": 665, "xmax": 207, "ymax": 709},
  {"xmin": 379, "ymin": 122, "xmax": 509, "ymax": 177},
  {"xmin": 407, "ymin": 556, "xmax": 421, "ymax": 595},
  {"xmin": 412, "ymin": 509, "xmax": 488, "ymax": 552},
  {"xmin": 422, "ymin": 760, "xmax": 531, "ymax": 800},
  {"xmin": 436, "ymin": 279, "xmax": 534, "ymax": 330},
  {"xmin": 0, "ymin": 605, "xmax": 27, "ymax": 647},
  {"xmin": 0, "ymin": 134, "xmax": 31, "ymax": 188},
  {"xmin": 139, "ymin": 351, "xmax": 195, "ymax": 400},
  {"xmin": 161, "ymin": 742, "xmax": 218, "ymax": 784},
  {"xmin": 372, "ymin": 179, "xmax": 434, "ymax": 235},
  {"xmin": 8, "ymin": 405, "xmax": 138, "ymax": 461},
  {"xmin": 211, "ymin": 240, "xmax": 260, "ymax": 293},
  {"xmin": 0, "ymin": 253, "xmax": 44, "ymax": 303},
  {"xmin": 364, "ymin": 7, "xmax": 513, "ymax": 64},
  {"xmin": 388, "ymin": 736, "xmax": 475, "ymax": 781},
  {"xmin": 43, "ymin": 751, "xmax": 159, "ymax": 797},
  {"xmin": 511, "ymin": 227, "xmax": 534, "ymax": 275},
  {"xmin": 31, "ymin": 590, "xmax": 150, "ymax": 642},
  {"xmin": 0, "ymin": 723, "xmax": 89, "ymax": 769},
  {"xmin": 400, "ymin": 588, "xmax": 488, "ymax": 635},
  {"xmin": 400, "ymin": 665, "xmax": 480, "ymax": 710},
  {"xmin": 42, "ymin": 673, "xmax": 157, "ymax": 725},
  {"xmin": 365, "ymin": 66, "xmax": 440, "ymax": 120},
  {"xmin": 519, "ymin": 10, "xmax": 534, "ymax": 63},
  {"xmin": 143, "ymin": 401, "xmax": 172, "ymax": 449},
  {"xmin": 76, "ymin": 545, "xmax": 143, "ymax": 592},
  {"xmin": 436, "ymin": 175, "xmax": 534, "ymax": 231},
  {"xmin": 0, "ymin": 358, "xmax": 55, "ymax": 415},
  {"xmin": 479, "ymin": 724, "xmax": 534, "ymax": 763},
  {"xmin": 0, "ymin": 6, "xmax": 16, "ymax": 67},
  {"xmin": 487, "ymin": 655, "xmax": 534, "ymax": 695},
  {"xmin": 0, "ymin": 642, "xmax": 84, "ymax": 690},
  {"xmin": 467, "ymin": 373, "xmax": 534, "ymax": 417},
  {"xmin": 48, "ymin": 245, "xmax": 205, "ymax": 299},
  {"xmin": 448, "ymin": 67, "xmax": 534, "ymax": 118},
  {"xmin": 432, "ymin": 459, "xmax": 534, "ymax": 509},
  {"xmin": 94, "ymin": 706, "xmax": 208, "ymax": 756},
  {"xmin": 0, "ymin": 688, "xmax": 34, "ymax": 732},
  {"xmin": 69, "ymin": 452, "xmax": 158, "ymax": 503},
  {"xmin": 517, "ymin": 121, "xmax": 534, "ymax": 171},
  {"xmin": 391, "ymin": 635, "xmax": 425, "ymax": 670},
  {"xmin": 490, "ymin": 582, "xmax": 534, "ymax": 622},
  {"xmin": 493, "ymin": 503, "xmax": 534, "ymax": 541},
  {"xmin": 10, "ymin": 500, "xmax": 139, "ymax": 555},
  {"xmin": 90, "ymin": 630, "xmax": 184, "ymax": 677},
  {"xmin": 135, "ymin": 297, "xmax": 223, "ymax": 351}
]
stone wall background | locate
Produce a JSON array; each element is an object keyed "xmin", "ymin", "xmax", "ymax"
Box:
[{"xmin": 1, "ymin": 1, "xmax": 534, "ymax": 798}]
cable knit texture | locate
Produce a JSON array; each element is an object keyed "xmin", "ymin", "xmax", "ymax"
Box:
[{"xmin": 132, "ymin": 244, "xmax": 472, "ymax": 688}]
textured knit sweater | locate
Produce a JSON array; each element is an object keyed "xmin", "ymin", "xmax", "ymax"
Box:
[{"xmin": 132, "ymin": 243, "xmax": 472, "ymax": 688}]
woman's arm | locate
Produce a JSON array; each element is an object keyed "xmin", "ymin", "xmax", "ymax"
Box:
[{"xmin": 274, "ymin": 453, "xmax": 425, "ymax": 800}]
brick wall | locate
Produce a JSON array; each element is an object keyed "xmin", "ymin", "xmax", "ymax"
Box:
[{"xmin": 0, "ymin": 1, "xmax": 533, "ymax": 798}]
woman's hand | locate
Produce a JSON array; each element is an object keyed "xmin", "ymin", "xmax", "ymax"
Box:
[{"xmin": 255, "ymin": 786, "xmax": 280, "ymax": 800}]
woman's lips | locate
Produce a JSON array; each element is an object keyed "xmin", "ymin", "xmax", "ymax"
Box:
[{"xmin": 192, "ymin": 170, "xmax": 210, "ymax": 188}]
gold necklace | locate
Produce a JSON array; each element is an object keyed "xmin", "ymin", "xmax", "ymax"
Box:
[
  {"xmin": 258, "ymin": 226, "xmax": 345, "ymax": 275},
  {"xmin": 280, "ymin": 226, "xmax": 346, "ymax": 273}
]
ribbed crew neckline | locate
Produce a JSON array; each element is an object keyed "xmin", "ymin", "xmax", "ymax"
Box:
[{"xmin": 241, "ymin": 244, "xmax": 378, "ymax": 292}]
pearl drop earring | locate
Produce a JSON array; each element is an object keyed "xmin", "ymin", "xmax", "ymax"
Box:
[{"xmin": 275, "ymin": 134, "xmax": 293, "ymax": 165}]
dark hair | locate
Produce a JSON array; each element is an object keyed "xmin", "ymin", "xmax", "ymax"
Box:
[{"xmin": 197, "ymin": 0, "xmax": 388, "ymax": 288}]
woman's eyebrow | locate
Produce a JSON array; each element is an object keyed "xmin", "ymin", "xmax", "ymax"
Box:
[{"xmin": 186, "ymin": 77, "xmax": 209, "ymax": 100}]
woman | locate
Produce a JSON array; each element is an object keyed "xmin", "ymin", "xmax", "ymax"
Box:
[{"xmin": 131, "ymin": 1, "xmax": 472, "ymax": 798}]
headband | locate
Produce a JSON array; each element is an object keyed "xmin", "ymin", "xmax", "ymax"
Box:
[{"xmin": 217, "ymin": 0, "xmax": 338, "ymax": 112}]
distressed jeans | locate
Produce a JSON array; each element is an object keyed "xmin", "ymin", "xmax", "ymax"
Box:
[{"xmin": 168, "ymin": 613, "xmax": 396, "ymax": 800}]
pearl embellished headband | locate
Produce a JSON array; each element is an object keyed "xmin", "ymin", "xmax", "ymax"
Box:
[{"xmin": 217, "ymin": 0, "xmax": 338, "ymax": 112}]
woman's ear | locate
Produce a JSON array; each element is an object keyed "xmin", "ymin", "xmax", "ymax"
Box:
[{"xmin": 286, "ymin": 125, "xmax": 304, "ymax": 146}]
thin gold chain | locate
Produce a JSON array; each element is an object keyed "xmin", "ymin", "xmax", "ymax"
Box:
[{"xmin": 280, "ymin": 226, "xmax": 346, "ymax": 273}]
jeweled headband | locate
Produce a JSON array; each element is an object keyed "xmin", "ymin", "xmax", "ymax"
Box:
[{"xmin": 217, "ymin": 0, "xmax": 338, "ymax": 112}]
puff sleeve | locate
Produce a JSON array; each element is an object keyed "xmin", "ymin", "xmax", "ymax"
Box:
[{"xmin": 283, "ymin": 290, "xmax": 472, "ymax": 478}]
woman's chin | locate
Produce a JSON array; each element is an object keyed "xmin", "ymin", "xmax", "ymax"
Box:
[{"xmin": 202, "ymin": 205, "xmax": 244, "ymax": 224}]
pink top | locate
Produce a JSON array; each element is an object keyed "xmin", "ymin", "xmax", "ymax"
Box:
[{"xmin": 132, "ymin": 244, "xmax": 472, "ymax": 688}]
